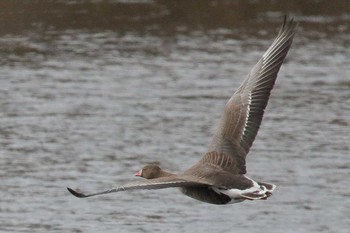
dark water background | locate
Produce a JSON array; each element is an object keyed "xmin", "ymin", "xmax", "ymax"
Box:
[{"xmin": 0, "ymin": 1, "xmax": 349, "ymax": 232}]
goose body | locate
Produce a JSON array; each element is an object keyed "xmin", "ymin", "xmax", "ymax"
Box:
[{"xmin": 68, "ymin": 17, "xmax": 297, "ymax": 205}]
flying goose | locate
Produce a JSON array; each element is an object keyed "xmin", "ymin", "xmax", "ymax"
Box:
[{"xmin": 68, "ymin": 17, "xmax": 297, "ymax": 205}]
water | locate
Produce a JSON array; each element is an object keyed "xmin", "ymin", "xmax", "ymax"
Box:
[{"xmin": 0, "ymin": 1, "xmax": 349, "ymax": 233}]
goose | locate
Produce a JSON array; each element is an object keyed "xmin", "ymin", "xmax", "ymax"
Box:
[{"xmin": 68, "ymin": 17, "xmax": 297, "ymax": 205}]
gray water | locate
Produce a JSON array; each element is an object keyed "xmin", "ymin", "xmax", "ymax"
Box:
[{"xmin": 0, "ymin": 1, "xmax": 349, "ymax": 233}]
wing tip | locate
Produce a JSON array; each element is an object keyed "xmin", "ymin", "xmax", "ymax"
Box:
[
  {"xmin": 67, "ymin": 187, "xmax": 87, "ymax": 198},
  {"xmin": 280, "ymin": 15, "xmax": 298, "ymax": 37},
  {"xmin": 262, "ymin": 15, "xmax": 297, "ymax": 59}
]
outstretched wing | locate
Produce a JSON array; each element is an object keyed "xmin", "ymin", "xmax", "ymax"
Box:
[
  {"xmin": 208, "ymin": 17, "xmax": 297, "ymax": 174},
  {"xmin": 67, "ymin": 176, "xmax": 209, "ymax": 198}
]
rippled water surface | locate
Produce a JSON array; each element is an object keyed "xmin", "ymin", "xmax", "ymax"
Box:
[{"xmin": 0, "ymin": 1, "xmax": 349, "ymax": 233}]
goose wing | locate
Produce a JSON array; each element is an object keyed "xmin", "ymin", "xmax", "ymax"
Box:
[
  {"xmin": 208, "ymin": 18, "xmax": 297, "ymax": 174},
  {"xmin": 67, "ymin": 176, "xmax": 209, "ymax": 198}
]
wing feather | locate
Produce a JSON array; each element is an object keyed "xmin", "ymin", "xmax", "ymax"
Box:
[
  {"xmin": 208, "ymin": 17, "xmax": 297, "ymax": 174},
  {"xmin": 120, "ymin": 177, "xmax": 208, "ymax": 190},
  {"xmin": 67, "ymin": 176, "xmax": 209, "ymax": 198}
]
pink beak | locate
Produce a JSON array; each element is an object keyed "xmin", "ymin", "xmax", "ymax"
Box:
[{"xmin": 135, "ymin": 169, "xmax": 142, "ymax": 177}]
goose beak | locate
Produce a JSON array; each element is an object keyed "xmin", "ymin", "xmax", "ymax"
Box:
[{"xmin": 135, "ymin": 169, "xmax": 142, "ymax": 177}]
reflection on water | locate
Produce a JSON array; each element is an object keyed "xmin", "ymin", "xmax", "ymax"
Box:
[{"xmin": 0, "ymin": 1, "xmax": 349, "ymax": 233}]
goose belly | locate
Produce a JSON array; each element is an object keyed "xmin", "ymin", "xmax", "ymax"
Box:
[{"xmin": 179, "ymin": 187, "xmax": 232, "ymax": 205}]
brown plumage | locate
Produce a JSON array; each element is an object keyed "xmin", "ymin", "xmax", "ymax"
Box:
[
  {"xmin": 68, "ymin": 17, "xmax": 297, "ymax": 205},
  {"xmin": 135, "ymin": 164, "xmax": 175, "ymax": 179}
]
